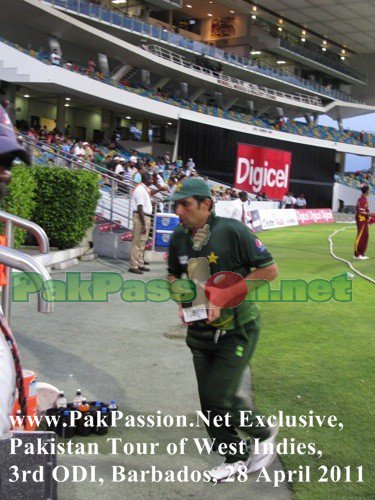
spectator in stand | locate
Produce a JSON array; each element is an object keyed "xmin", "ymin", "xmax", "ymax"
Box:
[
  {"xmin": 164, "ymin": 150, "xmax": 171, "ymax": 167},
  {"xmin": 114, "ymin": 158, "xmax": 126, "ymax": 177},
  {"xmin": 94, "ymin": 149, "xmax": 106, "ymax": 173},
  {"xmin": 39, "ymin": 125, "xmax": 48, "ymax": 140},
  {"xmin": 128, "ymin": 161, "xmax": 137, "ymax": 180},
  {"xmin": 129, "ymin": 150, "xmax": 138, "ymax": 164},
  {"xmin": 50, "ymin": 49, "xmax": 61, "ymax": 66},
  {"xmin": 133, "ymin": 164, "xmax": 143, "ymax": 184},
  {"xmin": 176, "ymin": 156, "xmax": 183, "ymax": 169},
  {"xmin": 295, "ymin": 194, "xmax": 307, "ymax": 209},
  {"xmin": 74, "ymin": 141, "xmax": 85, "ymax": 160},
  {"xmin": 282, "ymin": 191, "xmax": 294, "ymax": 209},
  {"xmin": 277, "ymin": 116, "xmax": 285, "ymax": 130},
  {"xmin": 222, "ymin": 187, "xmax": 231, "ymax": 200},
  {"xmin": 83, "ymin": 142, "xmax": 94, "ymax": 163},
  {"xmin": 186, "ymin": 158, "xmax": 195, "ymax": 172},
  {"xmin": 86, "ymin": 59, "xmax": 96, "ymax": 75},
  {"xmin": 65, "ymin": 146, "xmax": 76, "ymax": 170}
]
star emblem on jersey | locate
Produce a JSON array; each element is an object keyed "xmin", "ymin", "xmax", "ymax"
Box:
[
  {"xmin": 192, "ymin": 224, "xmax": 211, "ymax": 251},
  {"xmin": 207, "ymin": 252, "xmax": 219, "ymax": 264}
]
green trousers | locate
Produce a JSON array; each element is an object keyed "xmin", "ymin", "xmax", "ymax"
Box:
[{"xmin": 187, "ymin": 317, "xmax": 271, "ymax": 463}]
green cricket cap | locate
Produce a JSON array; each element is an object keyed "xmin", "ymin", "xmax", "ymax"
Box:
[{"xmin": 172, "ymin": 177, "xmax": 211, "ymax": 201}]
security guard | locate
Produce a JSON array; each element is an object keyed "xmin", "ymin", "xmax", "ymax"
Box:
[{"xmin": 168, "ymin": 178, "xmax": 279, "ymax": 482}]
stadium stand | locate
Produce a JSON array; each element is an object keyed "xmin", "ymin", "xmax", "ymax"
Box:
[{"xmin": 1, "ymin": 37, "xmax": 374, "ymax": 148}]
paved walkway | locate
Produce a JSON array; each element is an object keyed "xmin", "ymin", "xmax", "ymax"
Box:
[{"xmin": 12, "ymin": 258, "xmax": 291, "ymax": 500}]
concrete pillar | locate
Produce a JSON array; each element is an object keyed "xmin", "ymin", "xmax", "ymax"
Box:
[
  {"xmin": 180, "ymin": 82, "xmax": 188, "ymax": 99},
  {"xmin": 335, "ymin": 152, "xmax": 346, "ymax": 174},
  {"xmin": 141, "ymin": 118, "xmax": 150, "ymax": 143},
  {"xmin": 112, "ymin": 64, "xmax": 133, "ymax": 82},
  {"xmin": 101, "ymin": 108, "xmax": 113, "ymax": 143},
  {"xmin": 313, "ymin": 113, "xmax": 319, "ymax": 124},
  {"xmin": 98, "ymin": 53, "xmax": 109, "ymax": 76},
  {"xmin": 2, "ymin": 83, "xmax": 17, "ymax": 123},
  {"xmin": 160, "ymin": 125, "xmax": 167, "ymax": 144},
  {"xmin": 304, "ymin": 113, "xmax": 312, "ymax": 124},
  {"xmin": 56, "ymin": 96, "xmax": 66, "ymax": 134},
  {"xmin": 214, "ymin": 92, "xmax": 223, "ymax": 108},
  {"xmin": 337, "ymin": 118, "xmax": 344, "ymax": 132},
  {"xmin": 141, "ymin": 69, "xmax": 151, "ymax": 89},
  {"xmin": 247, "ymin": 100, "xmax": 254, "ymax": 115}
]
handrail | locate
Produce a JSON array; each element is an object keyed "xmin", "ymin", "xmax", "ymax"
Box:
[
  {"xmin": 146, "ymin": 45, "xmax": 323, "ymax": 108},
  {"xmin": 0, "ymin": 210, "xmax": 49, "ymax": 254},
  {"xmin": 0, "ymin": 207, "xmax": 52, "ymax": 322},
  {"xmin": 42, "ymin": 0, "xmax": 360, "ymax": 103},
  {"xmin": 0, "ymin": 246, "xmax": 53, "ymax": 320}
]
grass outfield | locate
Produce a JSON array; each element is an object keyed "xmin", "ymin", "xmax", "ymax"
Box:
[{"xmin": 252, "ymin": 223, "xmax": 374, "ymax": 499}]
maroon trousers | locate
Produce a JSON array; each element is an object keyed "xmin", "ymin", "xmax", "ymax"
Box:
[{"xmin": 354, "ymin": 220, "xmax": 369, "ymax": 257}]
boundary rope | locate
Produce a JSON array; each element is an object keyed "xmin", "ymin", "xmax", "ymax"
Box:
[{"xmin": 328, "ymin": 226, "xmax": 374, "ymax": 284}]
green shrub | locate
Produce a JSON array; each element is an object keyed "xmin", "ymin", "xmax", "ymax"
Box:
[
  {"xmin": 1, "ymin": 166, "xmax": 37, "ymax": 247},
  {"xmin": 32, "ymin": 166, "xmax": 100, "ymax": 249}
]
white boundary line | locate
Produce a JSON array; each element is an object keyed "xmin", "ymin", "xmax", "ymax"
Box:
[{"xmin": 328, "ymin": 226, "xmax": 375, "ymax": 284}]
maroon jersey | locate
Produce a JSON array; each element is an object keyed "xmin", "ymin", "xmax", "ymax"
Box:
[{"xmin": 356, "ymin": 195, "xmax": 369, "ymax": 223}]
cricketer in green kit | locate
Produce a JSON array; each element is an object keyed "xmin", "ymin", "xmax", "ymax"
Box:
[{"xmin": 167, "ymin": 178, "xmax": 279, "ymax": 483}]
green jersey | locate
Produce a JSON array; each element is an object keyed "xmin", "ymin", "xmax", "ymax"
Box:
[{"xmin": 168, "ymin": 213, "xmax": 275, "ymax": 330}]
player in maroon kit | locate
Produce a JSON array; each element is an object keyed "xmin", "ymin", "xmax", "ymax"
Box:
[{"xmin": 354, "ymin": 185, "xmax": 373, "ymax": 260}]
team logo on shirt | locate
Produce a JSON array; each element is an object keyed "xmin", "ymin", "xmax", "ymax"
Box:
[{"xmin": 254, "ymin": 238, "xmax": 265, "ymax": 253}]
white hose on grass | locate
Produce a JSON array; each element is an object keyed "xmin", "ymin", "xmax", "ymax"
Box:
[{"xmin": 328, "ymin": 226, "xmax": 375, "ymax": 285}]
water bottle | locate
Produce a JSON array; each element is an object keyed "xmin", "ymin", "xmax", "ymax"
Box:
[
  {"xmin": 95, "ymin": 407, "xmax": 109, "ymax": 436},
  {"xmin": 108, "ymin": 400, "xmax": 118, "ymax": 427},
  {"xmin": 54, "ymin": 391, "xmax": 67, "ymax": 409},
  {"xmin": 76, "ymin": 398, "xmax": 91, "ymax": 436},
  {"xmin": 73, "ymin": 389, "xmax": 84, "ymax": 408},
  {"xmin": 59, "ymin": 409, "xmax": 75, "ymax": 439}
]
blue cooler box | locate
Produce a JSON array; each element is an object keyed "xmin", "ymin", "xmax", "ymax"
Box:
[
  {"xmin": 155, "ymin": 213, "xmax": 180, "ymax": 231},
  {"xmin": 155, "ymin": 230, "xmax": 173, "ymax": 247}
]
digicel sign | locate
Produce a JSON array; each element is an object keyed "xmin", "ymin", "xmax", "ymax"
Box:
[{"xmin": 234, "ymin": 144, "xmax": 292, "ymax": 201}]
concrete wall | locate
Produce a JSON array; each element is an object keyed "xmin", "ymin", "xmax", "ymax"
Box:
[{"xmin": 332, "ymin": 182, "xmax": 375, "ymax": 212}]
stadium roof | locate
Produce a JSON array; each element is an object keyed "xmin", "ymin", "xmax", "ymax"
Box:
[{"xmin": 180, "ymin": 1, "xmax": 375, "ymax": 54}]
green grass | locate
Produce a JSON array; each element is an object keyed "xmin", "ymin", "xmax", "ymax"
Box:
[{"xmin": 252, "ymin": 224, "xmax": 374, "ymax": 499}]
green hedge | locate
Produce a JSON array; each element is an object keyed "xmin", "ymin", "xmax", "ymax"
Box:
[
  {"xmin": 2, "ymin": 166, "xmax": 100, "ymax": 249},
  {"xmin": 2, "ymin": 166, "xmax": 37, "ymax": 247}
]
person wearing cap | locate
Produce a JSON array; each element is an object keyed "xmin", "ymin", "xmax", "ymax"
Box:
[
  {"xmin": 167, "ymin": 177, "xmax": 279, "ymax": 482},
  {"xmin": 0, "ymin": 103, "xmax": 31, "ymax": 437}
]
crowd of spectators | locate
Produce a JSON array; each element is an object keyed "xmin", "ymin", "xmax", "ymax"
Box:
[
  {"xmin": 335, "ymin": 170, "xmax": 375, "ymax": 193},
  {"xmin": 2, "ymin": 37, "xmax": 374, "ymax": 148}
]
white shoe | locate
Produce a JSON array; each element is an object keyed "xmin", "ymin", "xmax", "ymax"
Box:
[
  {"xmin": 208, "ymin": 460, "xmax": 248, "ymax": 483},
  {"xmin": 246, "ymin": 425, "xmax": 279, "ymax": 473},
  {"xmin": 354, "ymin": 255, "xmax": 369, "ymax": 260}
]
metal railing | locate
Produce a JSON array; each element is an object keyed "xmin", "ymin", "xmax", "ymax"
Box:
[
  {"xmin": 42, "ymin": 0, "xmax": 359, "ymax": 103},
  {"xmin": 23, "ymin": 136, "xmax": 136, "ymax": 230},
  {"xmin": 146, "ymin": 45, "xmax": 323, "ymax": 108},
  {"xmin": 0, "ymin": 211, "xmax": 53, "ymax": 324}
]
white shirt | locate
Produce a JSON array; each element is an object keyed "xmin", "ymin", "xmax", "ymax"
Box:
[
  {"xmin": 50, "ymin": 52, "xmax": 61, "ymax": 65},
  {"xmin": 283, "ymin": 195, "xmax": 293, "ymax": 207},
  {"xmin": 129, "ymin": 155, "xmax": 138, "ymax": 163},
  {"xmin": 114, "ymin": 163, "xmax": 124, "ymax": 175},
  {"xmin": 74, "ymin": 146, "xmax": 85, "ymax": 157},
  {"xmin": 131, "ymin": 183, "xmax": 152, "ymax": 215},
  {"xmin": 295, "ymin": 197, "xmax": 307, "ymax": 207}
]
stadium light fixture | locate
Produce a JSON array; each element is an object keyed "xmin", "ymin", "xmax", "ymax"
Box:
[
  {"xmin": 277, "ymin": 60, "xmax": 286, "ymax": 64},
  {"xmin": 24, "ymin": 95, "xmax": 30, "ymax": 98},
  {"xmin": 252, "ymin": 5, "xmax": 257, "ymax": 11},
  {"xmin": 302, "ymin": 30, "xmax": 306, "ymax": 36},
  {"xmin": 322, "ymin": 40, "xmax": 327, "ymax": 45},
  {"xmin": 111, "ymin": 0, "xmax": 127, "ymax": 4},
  {"xmin": 186, "ymin": 4, "xmax": 192, "ymax": 8},
  {"xmin": 278, "ymin": 19, "xmax": 283, "ymax": 24},
  {"xmin": 207, "ymin": 13, "xmax": 213, "ymax": 17},
  {"xmin": 230, "ymin": 10, "xmax": 235, "ymax": 14},
  {"xmin": 322, "ymin": 47, "xmax": 326, "ymax": 51},
  {"xmin": 65, "ymin": 97, "xmax": 71, "ymax": 101},
  {"xmin": 251, "ymin": 15, "xmax": 257, "ymax": 20},
  {"xmin": 341, "ymin": 56, "xmax": 345, "ymax": 61},
  {"xmin": 278, "ymin": 27, "xmax": 283, "ymax": 32},
  {"xmin": 65, "ymin": 104, "xmax": 69, "ymax": 107},
  {"xmin": 250, "ymin": 50, "xmax": 261, "ymax": 55},
  {"xmin": 167, "ymin": 122, "xmax": 173, "ymax": 126},
  {"xmin": 301, "ymin": 37, "xmax": 306, "ymax": 42},
  {"xmin": 126, "ymin": 116, "xmax": 131, "ymax": 120},
  {"xmin": 341, "ymin": 49, "xmax": 346, "ymax": 55}
]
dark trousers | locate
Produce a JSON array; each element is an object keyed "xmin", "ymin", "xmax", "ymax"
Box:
[
  {"xmin": 355, "ymin": 220, "xmax": 369, "ymax": 257},
  {"xmin": 187, "ymin": 318, "xmax": 270, "ymax": 463}
]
